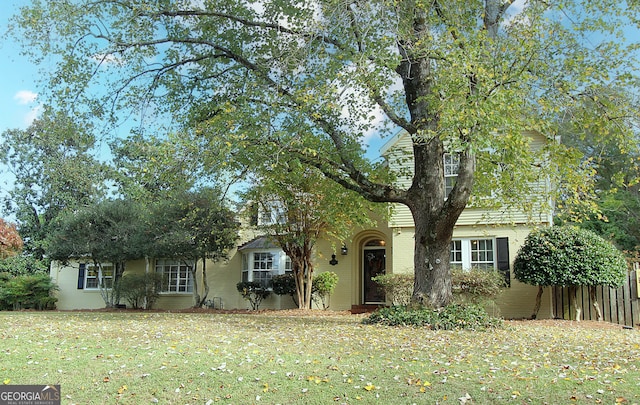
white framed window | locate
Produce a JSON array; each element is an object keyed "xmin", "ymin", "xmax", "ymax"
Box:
[
  {"xmin": 284, "ymin": 256, "xmax": 292, "ymax": 275},
  {"xmin": 241, "ymin": 250, "xmax": 290, "ymax": 289},
  {"xmin": 470, "ymin": 239, "xmax": 494, "ymax": 270},
  {"xmin": 444, "ymin": 153, "xmax": 459, "ymax": 197},
  {"xmin": 450, "ymin": 240, "xmax": 463, "ymax": 270},
  {"xmin": 155, "ymin": 259, "xmax": 194, "ymax": 293},
  {"xmin": 449, "ymin": 238, "xmax": 495, "ymax": 271},
  {"xmin": 83, "ymin": 263, "xmax": 113, "ymax": 289}
]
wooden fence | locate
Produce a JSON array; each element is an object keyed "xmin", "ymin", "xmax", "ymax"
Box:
[{"xmin": 551, "ymin": 264, "xmax": 639, "ymax": 327}]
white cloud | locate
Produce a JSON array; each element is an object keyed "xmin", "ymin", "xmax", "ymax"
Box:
[
  {"xmin": 23, "ymin": 104, "xmax": 43, "ymax": 126},
  {"xmin": 13, "ymin": 90, "xmax": 38, "ymax": 105}
]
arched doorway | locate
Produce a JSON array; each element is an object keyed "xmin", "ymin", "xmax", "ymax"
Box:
[{"xmin": 363, "ymin": 238, "xmax": 386, "ymax": 304}]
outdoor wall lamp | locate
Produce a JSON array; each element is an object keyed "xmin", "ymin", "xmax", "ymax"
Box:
[
  {"xmin": 329, "ymin": 254, "xmax": 338, "ymax": 266},
  {"xmin": 340, "ymin": 244, "xmax": 348, "ymax": 255}
]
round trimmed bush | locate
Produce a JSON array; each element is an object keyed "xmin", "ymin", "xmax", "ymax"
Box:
[{"xmin": 514, "ymin": 226, "xmax": 627, "ymax": 288}]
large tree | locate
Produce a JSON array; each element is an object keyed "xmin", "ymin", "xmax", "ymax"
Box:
[
  {"xmin": 10, "ymin": 1, "xmax": 638, "ymax": 307},
  {"xmin": 0, "ymin": 110, "xmax": 108, "ymax": 260}
]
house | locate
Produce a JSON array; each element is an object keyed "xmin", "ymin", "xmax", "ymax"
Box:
[{"xmin": 50, "ymin": 131, "xmax": 554, "ymax": 319}]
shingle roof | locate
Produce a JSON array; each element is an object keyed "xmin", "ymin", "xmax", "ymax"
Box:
[{"xmin": 238, "ymin": 235, "xmax": 279, "ymax": 250}]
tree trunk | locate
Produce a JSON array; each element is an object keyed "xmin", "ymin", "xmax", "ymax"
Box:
[
  {"xmin": 398, "ymin": 8, "xmax": 475, "ymax": 307},
  {"xmin": 292, "ymin": 258, "xmax": 307, "ymax": 309},
  {"xmin": 190, "ymin": 260, "xmax": 201, "ymax": 308},
  {"xmin": 198, "ymin": 256, "xmax": 210, "ymax": 308},
  {"xmin": 590, "ymin": 286, "xmax": 603, "ymax": 321},
  {"xmin": 569, "ymin": 286, "xmax": 581, "ymax": 322},
  {"xmin": 406, "ymin": 137, "xmax": 473, "ymax": 308},
  {"xmin": 531, "ymin": 286, "xmax": 544, "ymax": 319},
  {"xmin": 304, "ymin": 258, "xmax": 314, "ymax": 310}
]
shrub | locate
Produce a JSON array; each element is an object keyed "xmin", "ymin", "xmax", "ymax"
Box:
[
  {"xmin": 514, "ymin": 226, "xmax": 627, "ymax": 287},
  {"xmin": 371, "ymin": 273, "xmax": 413, "ymax": 306},
  {"xmin": 514, "ymin": 225, "xmax": 628, "ymax": 320},
  {"xmin": 271, "ymin": 273, "xmax": 297, "ymax": 306},
  {"xmin": 451, "ymin": 267, "xmax": 505, "ymax": 304},
  {"xmin": 237, "ymin": 281, "xmax": 271, "ymax": 310},
  {"xmin": 271, "ymin": 273, "xmax": 297, "ymax": 296},
  {"xmin": 0, "ymin": 273, "xmax": 58, "ymax": 310},
  {"xmin": 0, "ymin": 255, "xmax": 49, "ymax": 276},
  {"xmin": 117, "ymin": 272, "xmax": 162, "ymax": 309},
  {"xmin": 312, "ymin": 271, "xmax": 339, "ymax": 310},
  {"xmin": 363, "ymin": 304, "xmax": 502, "ymax": 330},
  {"xmin": 373, "ymin": 270, "xmax": 505, "ymax": 308}
]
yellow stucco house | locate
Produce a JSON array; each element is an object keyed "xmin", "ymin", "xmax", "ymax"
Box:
[{"xmin": 50, "ymin": 131, "xmax": 554, "ymax": 318}]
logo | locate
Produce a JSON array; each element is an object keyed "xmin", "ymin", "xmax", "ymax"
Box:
[{"xmin": 0, "ymin": 385, "xmax": 60, "ymax": 405}]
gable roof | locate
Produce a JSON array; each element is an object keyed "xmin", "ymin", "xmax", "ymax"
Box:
[
  {"xmin": 379, "ymin": 129, "xmax": 407, "ymax": 156},
  {"xmin": 238, "ymin": 235, "xmax": 279, "ymax": 251}
]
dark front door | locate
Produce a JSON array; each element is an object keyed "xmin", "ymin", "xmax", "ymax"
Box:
[{"xmin": 363, "ymin": 248, "xmax": 386, "ymax": 303}]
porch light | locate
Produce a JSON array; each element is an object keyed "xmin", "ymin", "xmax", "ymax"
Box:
[
  {"xmin": 340, "ymin": 244, "xmax": 348, "ymax": 255},
  {"xmin": 329, "ymin": 254, "xmax": 338, "ymax": 266}
]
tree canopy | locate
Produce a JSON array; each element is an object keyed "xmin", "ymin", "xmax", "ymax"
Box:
[
  {"xmin": 9, "ymin": 0, "xmax": 639, "ymax": 307},
  {"xmin": 0, "ymin": 110, "xmax": 108, "ymax": 260},
  {"xmin": 0, "ymin": 218, "xmax": 23, "ymax": 259}
]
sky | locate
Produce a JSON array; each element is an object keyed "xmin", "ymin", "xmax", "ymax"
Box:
[{"xmin": 0, "ymin": 1, "xmax": 42, "ymax": 135}]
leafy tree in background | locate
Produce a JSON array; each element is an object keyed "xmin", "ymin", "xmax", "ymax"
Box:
[
  {"xmin": 111, "ymin": 132, "xmax": 222, "ymax": 202},
  {"xmin": 0, "ymin": 110, "xmax": 108, "ymax": 260},
  {"xmin": 0, "ymin": 218, "xmax": 23, "ymax": 259},
  {"xmin": 514, "ymin": 226, "xmax": 627, "ymax": 321},
  {"xmin": 10, "ymin": 1, "xmax": 639, "ymax": 308},
  {"xmin": 556, "ymin": 92, "xmax": 640, "ymax": 256}
]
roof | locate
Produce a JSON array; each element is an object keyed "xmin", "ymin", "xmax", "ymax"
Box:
[
  {"xmin": 379, "ymin": 129, "xmax": 408, "ymax": 156},
  {"xmin": 238, "ymin": 235, "xmax": 279, "ymax": 251}
]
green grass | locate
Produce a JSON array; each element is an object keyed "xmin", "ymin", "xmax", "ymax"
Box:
[{"xmin": 1, "ymin": 311, "xmax": 639, "ymax": 404}]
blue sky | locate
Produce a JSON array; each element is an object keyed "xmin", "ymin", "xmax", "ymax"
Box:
[{"xmin": 0, "ymin": 1, "xmax": 42, "ymax": 135}]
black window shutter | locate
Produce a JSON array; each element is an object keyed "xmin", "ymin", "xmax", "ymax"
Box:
[
  {"xmin": 496, "ymin": 237, "xmax": 510, "ymax": 287},
  {"xmin": 77, "ymin": 263, "xmax": 85, "ymax": 289}
]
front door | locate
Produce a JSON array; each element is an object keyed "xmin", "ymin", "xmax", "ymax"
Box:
[{"xmin": 363, "ymin": 248, "xmax": 386, "ymax": 303}]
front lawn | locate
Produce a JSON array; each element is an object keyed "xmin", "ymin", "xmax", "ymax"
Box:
[{"xmin": 1, "ymin": 311, "xmax": 638, "ymax": 404}]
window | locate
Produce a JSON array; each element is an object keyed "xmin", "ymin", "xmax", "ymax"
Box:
[
  {"xmin": 470, "ymin": 239, "xmax": 494, "ymax": 270},
  {"xmin": 83, "ymin": 263, "xmax": 113, "ymax": 289},
  {"xmin": 284, "ymin": 256, "xmax": 292, "ymax": 275},
  {"xmin": 449, "ymin": 238, "xmax": 495, "ymax": 271},
  {"xmin": 253, "ymin": 252, "xmax": 274, "ymax": 287},
  {"xmin": 241, "ymin": 250, "xmax": 290, "ymax": 289},
  {"xmin": 444, "ymin": 153, "xmax": 459, "ymax": 197},
  {"xmin": 155, "ymin": 259, "xmax": 193, "ymax": 293},
  {"xmin": 449, "ymin": 240, "xmax": 463, "ymax": 270}
]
